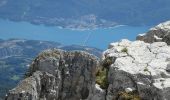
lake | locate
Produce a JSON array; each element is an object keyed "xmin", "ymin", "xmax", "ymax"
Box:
[{"xmin": 0, "ymin": 19, "xmax": 151, "ymax": 49}]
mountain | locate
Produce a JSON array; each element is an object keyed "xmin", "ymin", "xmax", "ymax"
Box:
[
  {"xmin": 0, "ymin": 39, "xmax": 61, "ymax": 58},
  {"xmin": 0, "ymin": 0, "xmax": 170, "ymax": 29},
  {"xmin": 5, "ymin": 21, "xmax": 170, "ymax": 100},
  {"xmin": 0, "ymin": 39, "xmax": 102, "ymax": 99},
  {"xmin": 137, "ymin": 20, "xmax": 170, "ymax": 45},
  {"xmin": 6, "ymin": 40, "xmax": 170, "ymax": 100}
]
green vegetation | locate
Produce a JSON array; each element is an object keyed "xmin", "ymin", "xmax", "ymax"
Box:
[
  {"xmin": 118, "ymin": 91, "xmax": 141, "ymax": 100},
  {"xmin": 121, "ymin": 47, "xmax": 128, "ymax": 53},
  {"xmin": 95, "ymin": 57, "xmax": 114, "ymax": 89},
  {"xmin": 144, "ymin": 67, "xmax": 149, "ymax": 72},
  {"xmin": 102, "ymin": 57, "xmax": 113, "ymax": 69},
  {"xmin": 96, "ymin": 68, "xmax": 109, "ymax": 89}
]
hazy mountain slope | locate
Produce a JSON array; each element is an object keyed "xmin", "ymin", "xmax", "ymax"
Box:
[{"xmin": 0, "ymin": 0, "xmax": 170, "ymax": 28}]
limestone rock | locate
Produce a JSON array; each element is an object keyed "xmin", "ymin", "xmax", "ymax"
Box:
[
  {"xmin": 166, "ymin": 63, "xmax": 170, "ymax": 72},
  {"xmin": 104, "ymin": 39, "xmax": 170, "ymax": 100},
  {"xmin": 137, "ymin": 21, "xmax": 170, "ymax": 45},
  {"xmin": 6, "ymin": 38, "xmax": 170, "ymax": 100},
  {"xmin": 91, "ymin": 84, "xmax": 106, "ymax": 100},
  {"xmin": 6, "ymin": 49, "xmax": 99, "ymax": 100}
]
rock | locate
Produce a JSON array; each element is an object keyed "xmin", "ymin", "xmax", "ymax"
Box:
[
  {"xmin": 6, "ymin": 71, "xmax": 57, "ymax": 100},
  {"xmin": 6, "ymin": 39, "xmax": 170, "ymax": 100},
  {"xmin": 6, "ymin": 49, "xmax": 99, "ymax": 100},
  {"xmin": 91, "ymin": 84, "xmax": 106, "ymax": 100},
  {"xmin": 137, "ymin": 21, "xmax": 170, "ymax": 45},
  {"xmin": 166, "ymin": 63, "xmax": 170, "ymax": 72},
  {"xmin": 104, "ymin": 39, "xmax": 170, "ymax": 100},
  {"xmin": 125, "ymin": 87, "xmax": 135, "ymax": 93}
]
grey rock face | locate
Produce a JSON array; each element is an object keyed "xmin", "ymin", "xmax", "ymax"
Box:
[
  {"xmin": 6, "ymin": 49, "xmax": 99, "ymax": 100},
  {"xmin": 6, "ymin": 71, "xmax": 56, "ymax": 100},
  {"xmin": 0, "ymin": 39, "xmax": 102, "ymax": 100},
  {"xmin": 6, "ymin": 39, "xmax": 170, "ymax": 100},
  {"xmin": 166, "ymin": 63, "xmax": 170, "ymax": 72},
  {"xmin": 137, "ymin": 21, "xmax": 170, "ymax": 45},
  {"xmin": 104, "ymin": 39, "xmax": 170, "ymax": 100}
]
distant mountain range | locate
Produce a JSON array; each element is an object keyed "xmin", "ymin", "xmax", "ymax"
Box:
[
  {"xmin": 0, "ymin": 39, "xmax": 102, "ymax": 99},
  {"xmin": 0, "ymin": 0, "xmax": 170, "ymax": 29}
]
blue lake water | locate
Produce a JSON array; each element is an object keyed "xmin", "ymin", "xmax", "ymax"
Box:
[{"xmin": 0, "ymin": 19, "xmax": 151, "ymax": 49}]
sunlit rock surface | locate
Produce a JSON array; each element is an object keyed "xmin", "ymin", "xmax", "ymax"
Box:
[
  {"xmin": 104, "ymin": 39, "xmax": 170, "ymax": 100},
  {"xmin": 137, "ymin": 21, "xmax": 170, "ymax": 45}
]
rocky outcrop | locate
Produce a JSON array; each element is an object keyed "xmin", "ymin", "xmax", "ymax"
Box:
[
  {"xmin": 104, "ymin": 39, "xmax": 170, "ymax": 100},
  {"xmin": 137, "ymin": 21, "xmax": 170, "ymax": 45},
  {"xmin": 0, "ymin": 39, "xmax": 102, "ymax": 100},
  {"xmin": 6, "ymin": 49, "xmax": 99, "ymax": 100},
  {"xmin": 5, "ymin": 39, "xmax": 170, "ymax": 100}
]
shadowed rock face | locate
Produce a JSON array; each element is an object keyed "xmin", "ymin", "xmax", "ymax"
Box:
[
  {"xmin": 137, "ymin": 21, "xmax": 170, "ymax": 45},
  {"xmin": 6, "ymin": 49, "xmax": 99, "ymax": 100}
]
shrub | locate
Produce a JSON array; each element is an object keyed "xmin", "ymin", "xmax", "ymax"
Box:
[
  {"xmin": 144, "ymin": 67, "xmax": 149, "ymax": 72},
  {"xmin": 121, "ymin": 47, "xmax": 128, "ymax": 53},
  {"xmin": 102, "ymin": 57, "xmax": 113, "ymax": 69},
  {"xmin": 96, "ymin": 57, "xmax": 114, "ymax": 89},
  {"xmin": 96, "ymin": 68, "xmax": 109, "ymax": 89},
  {"xmin": 118, "ymin": 91, "xmax": 141, "ymax": 100}
]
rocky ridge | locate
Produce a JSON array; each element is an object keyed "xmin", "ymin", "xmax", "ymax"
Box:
[
  {"xmin": 137, "ymin": 21, "xmax": 170, "ymax": 45},
  {"xmin": 6, "ymin": 49, "xmax": 99, "ymax": 100},
  {"xmin": 6, "ymin": 40, "xmax": 170, "ymax": 100}
]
